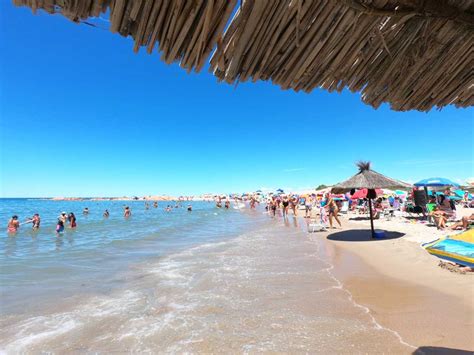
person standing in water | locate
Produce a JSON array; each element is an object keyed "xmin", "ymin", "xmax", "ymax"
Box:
[
  {"xmin": 59, "ymin": 212, "xmax": 68, "ymax": 224},
  {"xmin": 83, "ymin": 207, "xmax": 89, "ymax": 215},
  {"xmin": 324, "ymin": 193, "xmax": 342, "ymax": 229},
  {"xmin": 124, "ymin": 206, "xmax": 131, "ymax": 218},
  {"xmin": 56, "ymin": 219, "xmax": 65, "ymax": 234},
  {"xmin": 103, "ymin": 209, "xmax": 110, "ymax": 218},
  {"xmin": 187, "ymin": 205, "xmax": 192, "ymax": 211},
  {"xmin": 68, "ymin": 213, "xmax": 77, "ymax": 228},
  {"xmin": 7, "ymin": 216, "xmax": 20, "ymax": 233},
  {"xmin": 25, "ymin": 214, "xmax": 41, "ymax": 229}
]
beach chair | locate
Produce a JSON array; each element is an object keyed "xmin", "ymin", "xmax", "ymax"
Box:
[
  {"xmin": 426, "ymin": 203, "xmax": 437, "ymax": 224},
  {"xmin": 340, "ymin": 201, "xmax": 349, "ymax": 214}
]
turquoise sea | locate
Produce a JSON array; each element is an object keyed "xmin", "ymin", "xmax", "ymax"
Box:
[{"xmin": 0, "ymin": 198, "xmax": 413, "ymax": 353}]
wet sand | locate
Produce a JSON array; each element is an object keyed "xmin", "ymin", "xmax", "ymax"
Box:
[{"xmin": 314, "ymin": 219, "xmax": 474, "ymax": 353}]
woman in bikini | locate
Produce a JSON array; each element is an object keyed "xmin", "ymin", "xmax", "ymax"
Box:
[
  {"xmin": 281, "ymin": 196, "xmax": 289, "ymax": 217},
  {"xmin": 325, "ymin": 193, "xmax": 342, "ymax": 229},
  {"xmin": 68, "ymin": 213, "xmax": 77, "ymax": 228},
  {"xmin": 7, "ymin": 216, "xmax": 20, "ymax": 234},
  {"xmin": 430, "ymin": 206, "xmax": 448, "ymax": 230},
  {"xmin": 290, "ymin": 196, "xmax": 298, "ymax": 217}
]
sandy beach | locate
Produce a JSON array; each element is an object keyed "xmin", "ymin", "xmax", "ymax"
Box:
[{"xmin": 310, "ymin": 208, "xmax": 474, "ymax": 352}]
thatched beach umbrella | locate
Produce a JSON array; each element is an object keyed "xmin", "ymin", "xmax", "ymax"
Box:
[{"xmin": 332, "ymin": 162, "xmax": 412, "ymax": 238}]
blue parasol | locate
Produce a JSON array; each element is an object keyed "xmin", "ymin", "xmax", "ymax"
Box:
[{"xmin": 414, "ymin": 177, "xmax": 459, "ymax": 187}]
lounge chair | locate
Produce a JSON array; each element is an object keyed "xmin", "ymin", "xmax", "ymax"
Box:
[{"xmin": 340, "ymin": 201, "xmax": 349, "ymax": 214}]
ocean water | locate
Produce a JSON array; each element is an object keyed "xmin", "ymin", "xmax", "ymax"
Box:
[{"xmin": 0, "ymin": 199, "xmax": 413, "ymax": 353}]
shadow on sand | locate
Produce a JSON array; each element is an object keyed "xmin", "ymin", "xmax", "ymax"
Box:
[
  {"xmin": 348, "ymin": 216, "xmax": 374, "ymax": 221},
  {"xmin": 327, "ymin": 229, "xmax": 405, "ymax": 242},
  {"xmin": 413, "ymin": 346, "xmax": 473, "ymax": 355}
]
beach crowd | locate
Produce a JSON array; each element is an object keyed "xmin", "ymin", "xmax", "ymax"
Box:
[{"xmin": 6, "ymin": 188, "xmax": 473, "ymax": 235}]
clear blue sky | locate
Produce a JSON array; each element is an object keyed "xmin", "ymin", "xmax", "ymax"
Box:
[{"xmin": 1, "ymin": 3, "xmax": 473, "ymax": 197}]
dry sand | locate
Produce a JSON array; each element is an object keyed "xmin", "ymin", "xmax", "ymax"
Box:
[{"xmin": 307, "ymin": 207, "xmax": 474, "ymax": 353}]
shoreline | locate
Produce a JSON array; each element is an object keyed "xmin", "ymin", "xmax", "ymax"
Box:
[{"xmin": 311, "ymin": 217, "xmax": 474, "ymax": 352}]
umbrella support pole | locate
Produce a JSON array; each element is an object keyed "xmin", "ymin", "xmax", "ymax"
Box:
[{"xmin": 368, "ymin": 198, "xmax": 375, "ymax": 239}]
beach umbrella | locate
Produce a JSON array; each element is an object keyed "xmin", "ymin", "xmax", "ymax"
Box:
[
  {"xmin": 351, "ymin": 188, "xmax": 383, "ymax": 199},
  {"xmin": 414, "ymin": 177, "xmax": 459, "ymax": 187},
  {"xmin": 414, "ymin": 178, "xmax": 459, "ymax": 202},
  {"xmin": 331, "ymin": 161, "xmax": 412, "ymax": 238},
  {"xmin": 453, "ymin": 190, "xmax": 472, "ymax": 199}
]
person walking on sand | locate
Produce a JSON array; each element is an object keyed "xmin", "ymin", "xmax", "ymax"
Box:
[
  {"xmin": 270, "ymin": 198, "xmax": 277, "ymax": 217},
  {"xmin": 304, "ymin": 196, "xmax": 313, "ymax": 218},
  {"xmin": 325, "ymin": 193, "xmax": 342, "ymax": 229},
  {"xmin": 290, "ymin": 196, "xmax": 298, "ymax": 216},
  {"xmin": 282, "ymin": 196, "xmax": 289, "ymax": 217},
  {"xmin": 124, "ymin": 206, "xmax": 131, "ymax": 218},
  {"xmin": 7, "ymin": 216, "xmax": 20, "ymax": 233},
  {"xmin": 68, "ymin": 213, "xmax": 77, "ymax": 228}
]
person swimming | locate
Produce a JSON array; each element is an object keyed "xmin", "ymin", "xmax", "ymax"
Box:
[
  {"xmin": 83, "ymin": 207, "xmax": 89, "ymax": 215},
  {"xmin": 103, "ymin": 209, "xmax": 110, "ymax": 218},
  {"xmin": 7, "ymin": 216, "xmax": 20, "ymax": 233},
  {"xmin": 187, "ymin": 205, "xmax": 192, "ymax": 211}
]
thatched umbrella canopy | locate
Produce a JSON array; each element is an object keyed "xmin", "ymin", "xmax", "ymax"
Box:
[
  {"xmin": 12, "ymin": 0, "xmax": 474, "ymax": 112},
  {"xmin": 331, "ymin": 162, "xmax": 412, "ymax": 238}
]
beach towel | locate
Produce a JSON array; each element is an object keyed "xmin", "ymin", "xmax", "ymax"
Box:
[{"xmin": 423, "ymin": 230, "xmax": 474, "ymax": 268}]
